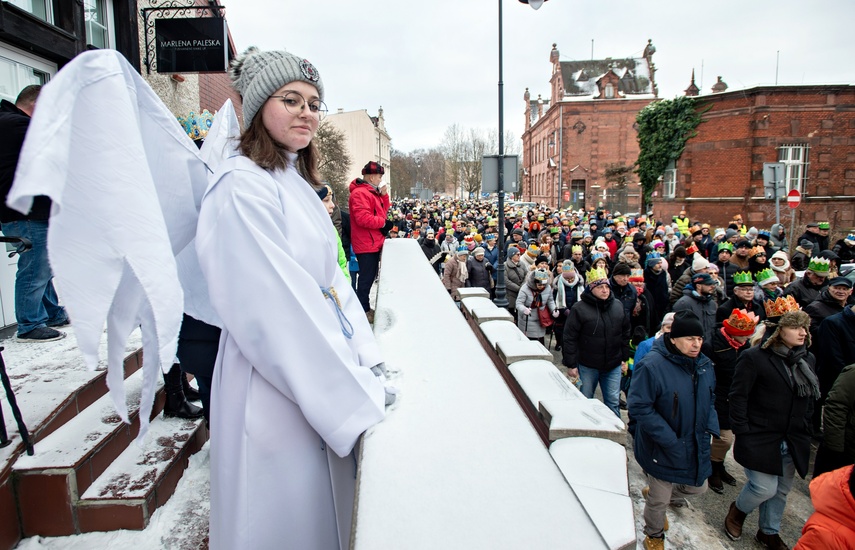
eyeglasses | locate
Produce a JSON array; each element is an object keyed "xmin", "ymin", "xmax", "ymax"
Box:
[{"xmin": 269, "ymin": 91, "xmax": 328, "ymax": 120}]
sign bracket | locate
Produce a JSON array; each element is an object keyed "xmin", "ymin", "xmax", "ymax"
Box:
[{"xmin": 141, "ymin": 2, "xmax": 226, "ymax": 74}]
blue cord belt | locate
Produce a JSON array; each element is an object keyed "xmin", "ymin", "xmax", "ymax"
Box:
[{"xmin": 321, "ymin": 286, "xmax": 354, "ymax": 339}]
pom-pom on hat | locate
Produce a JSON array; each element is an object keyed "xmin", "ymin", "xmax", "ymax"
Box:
[
  {"xmin": 733, "ymin": 271, "xmax": 754, "ymax": 286},
  {"xmin": 755, "ymin": 268, "xmax": 779, "ymax": 287},
  {"xmin": 723, "ymin": 309, "xmax": 760, "ymax": 337},
  {"xmin": 230, "ymin": 47, "xmax": 324, "ymax": 126}
]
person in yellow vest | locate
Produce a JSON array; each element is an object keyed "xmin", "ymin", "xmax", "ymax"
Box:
[
  {"xmin": 732, "ymin": 214, "xmax": 748, "ymax": 236},
  {"xmin": 673, "ymin": 210, "xmax": 691, "ymax": 237}
]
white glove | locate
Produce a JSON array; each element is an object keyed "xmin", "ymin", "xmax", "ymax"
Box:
[
  {"xmin": 521, "ymin": 307, "xmax": 531, "ymax": 316},
  {"xmin": 552, "ymin": 309, "xmax": 559, "ymax": 318},
  {"xmin": 371, "ymin": 363, "xmax": 398, "ymax": 407}
]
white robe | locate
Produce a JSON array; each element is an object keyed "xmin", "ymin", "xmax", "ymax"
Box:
[{"xmin": 196, "ymin": 154, "xmax": 385, "ymax": 550}]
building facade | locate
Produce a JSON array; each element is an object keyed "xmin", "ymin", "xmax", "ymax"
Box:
[
  {"xmin": 521, "ymin": 42, "xmax": 657, "ymax": 213},
  {"xmin": 325, "ymin": 107, "xmax": 392, "ymax": 185},
  {"xmin": 653, "ymin": 83, "xmax": 855, "ymax": 231}
]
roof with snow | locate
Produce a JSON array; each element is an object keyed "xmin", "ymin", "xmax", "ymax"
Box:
[{"xmin": 561, "ymin": 57, "xmax": 653, "ymax": 98}]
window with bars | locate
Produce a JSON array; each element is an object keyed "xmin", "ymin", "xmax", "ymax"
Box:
[
  {"xmin": 662, "ymin": 160, "xmax": 676, "ymax": 199},
  {"xmin": 777, "ymin": 144, "xmax": 809, "ymax": 193}
]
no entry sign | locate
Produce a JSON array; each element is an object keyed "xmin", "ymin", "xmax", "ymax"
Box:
[{"xmin": 787, "ymin": 189, "xmax": 801, "ymax": 209}]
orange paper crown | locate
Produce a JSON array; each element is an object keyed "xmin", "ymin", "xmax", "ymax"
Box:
[
  {"xmin": 723, "ymin": 308, "xmax": 760, "ymax": 336},
  {"xmin": 763, "ymin": 295, "xmax": 801, "ymax": 318}
]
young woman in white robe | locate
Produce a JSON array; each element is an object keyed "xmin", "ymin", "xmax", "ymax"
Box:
[{"xmin": 195, "ymin": 48, "xmax": 386, "ymax": 550}]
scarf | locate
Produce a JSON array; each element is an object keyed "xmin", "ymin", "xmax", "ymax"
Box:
[
  {"xmin": 720, "ymin": 327, "xmax": 744, "ymax": 350},
  {"xmin": 770, "ymin": 343, "xmax": 820, "ymax": 399},
  {"xmin": 457, "ymin": 259, "xmax": 469, "ymax": 284},
  {"xmin": 555, "ymin": 274, "xmax": 581, "ymax": 309}
]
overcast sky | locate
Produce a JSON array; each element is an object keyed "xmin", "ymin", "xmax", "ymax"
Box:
[{"xmin": 225, "ymin": 0, "xmax": 854, "ymax": 154}]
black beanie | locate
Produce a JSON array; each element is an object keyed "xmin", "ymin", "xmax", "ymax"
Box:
[
  {"xmin": 670, "ymin": 310, "xmax": 704, "ymax": 339},
  {"xmin": 612, "ymin": 263, "xmax": 632, "ymax": 276}
]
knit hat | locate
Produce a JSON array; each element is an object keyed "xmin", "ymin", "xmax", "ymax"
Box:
[
  {"xmin": 691, "ymin": 253, "xmax": 709, "ymax": 272},
  {"xmin": 315, "ymin": 184, "xmax": 331, "ymax": 200},
  {"xmin": 230, "ymin": 47, "xmax": 324, "ymax": 126},
  {"xmin": 770, "ymin": 250, "xmax": 790, "ymax": 271},
  {"xmin": 526, "ymin": 244, "xmax": 539, "ymax": 258},
  {"xmin": 670, "ymin": 310, "xmax": 704, "ymax": 339},
  {"xmin": 723, "ymin": 309, "xmax": 760, "ymax": 337},
  {"xmin": 473, "ymin": 246, "xmax": 485, "ymax": 256},
  {"xmin": 725, "ymin": 228, "xmax": 739, "ymax": 239},
  {"xmin": 612, "ymin": 263, "xmax": 632, "ymax": 276},
  {"xmin": 534, "ymin": 254, "xmax": 549, "ymax": 265},
  {"xmin": 647, "ymin": 252, "xmax": 662, "ymax": 267},
  {"xmin": 691, "ymin": 272, "xmax": 716, "ymax": 286},
  {"xmin": 362, "ymin": 161, "xmax": 385, "ymax": 175},
  {"xmin": 509, "ymin": 246, "xmax": 522, "ymax": 258},
  {"xmin": 755, "ymin": 268, "xmax": 779, "ymax": 287},
  {"xmin": 799, "ymin": 239, "xmax": 815, "ymax": 250}
]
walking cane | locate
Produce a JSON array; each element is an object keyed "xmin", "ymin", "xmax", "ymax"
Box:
[{"xmin": 0, "ymin": 348, "xmax": 33, "ymax": 455}]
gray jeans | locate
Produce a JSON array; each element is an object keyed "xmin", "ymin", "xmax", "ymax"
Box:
[{"xmin": 643, "ymin": 475, "xmax": 707, "ymax": 537}]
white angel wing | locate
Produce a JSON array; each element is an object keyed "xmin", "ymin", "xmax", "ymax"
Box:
[{"xmin": 8, "ymin": 50, "xmax": 234, "ymax": 442}]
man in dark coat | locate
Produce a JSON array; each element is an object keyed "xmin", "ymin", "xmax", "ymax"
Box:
[
  {"xmin": 725, "ymin": 309, "xmax": 819, "ymax": 548},
  {"xmin": 628, "ymin": 310, "xmax": 718, "ymax": 549},
  {"xmin": 610, "ymin": 262, "xmax": 637, "ymax": 320},
  {"xmin": 644, "ymin": 255, "xmax": 669, "ymax": 330},
  {"xmin": 673, "ymin": 273, "xmax": 718, "ymax": 344},
  {"xmin": 815, "ymin": 305, "xmax": 855, "ymax": 406},
  {"xmin": 419, "ymin": 228, "xmax": 443, "ymax": 275},
  {"xmin": 703, "ymin": 309, "xmax": 758, "ymax": 494},
  {"xmin": 783, "ymin": 257, "xmax": 830, "ymax": 308},
  {"xmin": 804, "ymin": 277, "xmax": 852, "ymax": 341},
  {"xmin": 0, "ymin": 84, "xmax": 68, "ymax": 342},
  {"xmin": 562, "ymin": 268, "xmax": 630, "ymax": 417},
  {"xmin": 715, "ymin": 271, "xmax": 764, "ymax": 326},
  {"xmin": 714, "ymin": 242, "xmax": 739, "ymax": 298}
]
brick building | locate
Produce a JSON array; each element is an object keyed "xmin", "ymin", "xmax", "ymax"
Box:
[
  {"xmin": 654, "ymin": 82, "xmax": 855, "ymax": 232},
  {"xmin": 521, "ymin": 41, "xmax": 657, "ymax": 213}
]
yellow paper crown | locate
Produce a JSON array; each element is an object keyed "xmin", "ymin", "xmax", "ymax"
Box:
[
  {"xmin": 764, "ymin": 295, "xmax": 801, "ymax": 318},
  {"xmin": 586, "ymin": 266, "xmax": 609, "ymax": 284}
]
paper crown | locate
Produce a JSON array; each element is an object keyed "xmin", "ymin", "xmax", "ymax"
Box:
[
  {"xmin": 684, "ymin": 242, "xmax": 699, "ymax": 255},
  {"xmin": 586, "ymin": 266, "xmax": 609, "ymax": 284},
  {"xmin": 526, "ymin": 244, "xmax": 539, "ymax": 257},
  {"xmin": 463, "ymin": 234, "xmax": 474, "ymax": 243},
  {"xmin": 755, "ymin": 268, "xmax": 778, "ymax": 286},
  {"xmin": 177, "ymin": 109, "xmax": 214, "ymax": 141},
  {"xmin": 590, "ymin": 252, "xmax": 606, "ymax": 263},
  {"xmin": 818, "ymin": 222, "xmax": 830, "ymax": 230},
  {"xmin": 807, "ymin": 257, "xmax": 831, "ymax": 275},
  {"xmin": 717, "ymin": 242, "xmax": 734, "ymax": 253},
  {"xmin": 456, "ymin": 245, "xmax": 469, "ymax": 254},
  {"xmin": 571, "ymin": 244, "xmax": 583, "ymax": 254},
  {"xmin": 629, "ymin": 268, "xmax": 644, "ymax": 282},
  {"xmin": 733, "ymin": 271, "xmax": 754, "ymax": 286},
  {"xmin": 723, "ymin": 308, "xmax": 760, "ymax": 337},
  {"xmin": 764, "ymin": 295, "xmax": 801, "ymax": 318},
  {"xmin": 750, "ymin": 246, "xmax": 767, "ymax": 257}
]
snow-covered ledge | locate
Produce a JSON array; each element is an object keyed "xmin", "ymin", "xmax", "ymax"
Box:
[{"xmin": 352, "ymin": 239, "xmax": 609, "ymax": 549}]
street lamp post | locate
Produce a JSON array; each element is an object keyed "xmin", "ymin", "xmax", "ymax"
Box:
[{"xmin": 494, "ymin": 0, "xmax": 546, "ymax": 308}]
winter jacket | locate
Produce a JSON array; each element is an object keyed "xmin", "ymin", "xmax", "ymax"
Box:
[
  {"xmin": 703, "ymin": 328, "xmax": 748, "ymax": 431},
  {"xmin": 795, "ymin": 465, "xmax": 855, "ymax": 550},
  {"xmin": 483, "ymin": 244, "xmax": 499, "ymax": 281},
  {"xmin": 645, "ymin": 266, "xmax": 670, "ymax": 329},
  {"xmin": 714, "ymin": 260, "xmax": 739, "ymax": 297},
  {"xmin": 669, "ymin": 267, "xmax": 697, "ymax": 309},
  {"xmin": 515, "ymin": 271, "xmax": 556, "ymax": 339},
  {"xmin": 729, "ymin": 344, "xmax": 816, "ymax": 478},
  {"xmin": 822, "ymin": 365, "xmax": 855, "ymax": 463},
  {"xmin": 628, "ymin": 337, "xmax": 718, "ymax": 486},
  {"xmin": 420, "ymin": 237, "xmax": 443, "ymax": 275},
  {"xmin": 0, "ymin": 99, "xmax": 51, "ymax": 222},
  {"xmin": 610, "ymin": 278, "xmax": 638, "ymax": 320},
  {"xmin": 769, "ymin": 223, "xmax": 789, "ymax": 252},
  {"xmin": 799, "ymin": 230, "xmax": 829, "ymax": 253},
  {"xmin": 672, "ymin": 287, "xmax": 717, "ymax": 343},
  {"xmin": 562, "ymin": 288, "xmax": 630, "ymax": 371},
  {"xmin": 467, "ymin": 256, "xmax": 493, "ymax": 293},
  {"xmin": 784, "ymin": 275, "xmax": 828, "ymax": 309},
  {"xmin": 816, "ymin": 307, "xmax": 855, "ymax": 396},
  {"xmin": 348, "ymin": 178, "xmax": 390, "ymax": 254},
  {"xmin": 504, "ymin": 258, "xmax": 528, "ymax": 310},
  {"xmin": 552, "ymin": 274, "xmax": 584, "ymax": 332},
  {"xmin": 441, "ymin": 257, "xmax": 468, "ymax": 293},
  {"xmin": 832, "ymin": 239, "xmax": 855, "ymax": 264},
  {"xmin": 791, "ymin": 248, "xmax": 811, "ymax": 272},
  {"xmin": 804, "ymin": 288, "xmax": 846, "ymax": 341}
]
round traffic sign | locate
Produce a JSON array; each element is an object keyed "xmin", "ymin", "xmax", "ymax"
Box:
[{"xmin": 787, "ymin": 189, "xmax": 801, "ymax": 209}]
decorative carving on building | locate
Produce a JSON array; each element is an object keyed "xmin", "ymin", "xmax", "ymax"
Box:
[{"xmin": 573, "ymin": 120, "xmax": 587, "ymax": 134}]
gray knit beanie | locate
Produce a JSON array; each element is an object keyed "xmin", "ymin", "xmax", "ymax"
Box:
[{"xmin": 229, "ymin": 47, "xmax": 324, "ymax": 126}]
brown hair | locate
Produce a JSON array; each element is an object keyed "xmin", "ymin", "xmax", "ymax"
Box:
[
  {"xmin": 237, "ymin": 116, "xmax": 322, "ymax": 187},
  {"xmin": 15, "ymin": 85, "xmax": 41, "ymax": 108}
]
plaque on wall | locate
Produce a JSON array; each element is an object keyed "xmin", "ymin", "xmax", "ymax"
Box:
[{"xmin": 155, "ymin": 18, "xmax": 228, "ymax": 73}]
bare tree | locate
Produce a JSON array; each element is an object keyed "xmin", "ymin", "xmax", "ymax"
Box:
[
  {"xmin": 461, "ymin": 128, "xmax": 488, "ymax": 198},
  {"xmin": 315, "ymin": 121, "xmax": 352, "ymax": 201},
  {"xmin": 440, "ymin": 124, "xmax": 465, "ymax": 197},
  {"xmin": 390, "ymin": 148, "xmax": 416, "ymax": 199}
]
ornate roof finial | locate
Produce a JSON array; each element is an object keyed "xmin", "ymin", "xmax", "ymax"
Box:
[{"xmin": 685, "ymin": 69, "xmax": 699, "ymax": 97}]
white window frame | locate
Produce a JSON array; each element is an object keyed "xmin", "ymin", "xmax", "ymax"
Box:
[
  {"xmin": 604, "ymin": 83, "xmax": 615, "ymax": 99},
  {"xmin": 662, "ymin": 160, "xmax": 676, "ymax": 199},
  {"xmin": 7, "ymin": 0, "xmax": 53, "ymax": 24},
  {"xmin": 778, "ymin": 144, "xmax": 809, "ymax": 193},
  {"xmin": 0, "ymin": 43, "xmax": 56, "ymax": 103},
  {"xmin": 84, "ymin": 0, "xmax": 116, "ymax": 49}
]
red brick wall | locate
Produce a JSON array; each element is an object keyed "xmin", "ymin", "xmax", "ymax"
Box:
[
  {"xmin": 198, "ymin": 73, "xmax": 243, "ymax": 123},
  {"xmin": 653, "ymin": 85, "xmax": 855, "ymax": 233}
]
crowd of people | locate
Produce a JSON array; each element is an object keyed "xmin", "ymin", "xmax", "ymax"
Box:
[{"xmin": 364, "ymin": 198, "xmax": 855, "ymax": 550}]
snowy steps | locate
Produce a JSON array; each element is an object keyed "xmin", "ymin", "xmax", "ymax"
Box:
[
  {"xmin": 5, "ymin": 347, "xmax": 206, "ymax": 540},
  {"xmin": 460, "ymin": 294, "xmax": 635, "ymax": 549}
]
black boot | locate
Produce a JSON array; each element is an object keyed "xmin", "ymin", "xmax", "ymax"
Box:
[
  {"xmin": 182, "ymin": 374, "xmax": 201, "ymax": 402},
  {"xmin": 719, "ymin": 462, "xmax": 737, "ymax": 486},
  {"xmin": 163, "ymin": 363, "xmax": 204, "ymax": 420},
  {"xmin": 708, "ymin": 461, "xmax": 724, "ymax": 494}
]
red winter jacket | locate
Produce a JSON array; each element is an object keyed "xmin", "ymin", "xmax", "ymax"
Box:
[
  {"xmin": 348, "ymin": 178, "xmax": 390, "ymax": 254},
  {"xmin": 795, "ymin": 465, "xmax": 855, "ymax": 549}
]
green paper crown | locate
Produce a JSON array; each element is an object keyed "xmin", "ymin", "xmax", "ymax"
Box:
[
  {"xmin": 808, "ymin": 257, "xmax": 831, "ymax": 275},
  {"xmin": 717, "ymin": 242, "xmax": 734, "ymax": 253},
  {"xmin": 818, "ymin": 221, "xmax": 830, "ymax": 230},
  {"xmin": 755, "ymin": 268, "xmax": 778, "ymax": 286},
  {"xmin": 733, "ymin": 271, "xmax": 754, "ymax": 286}
]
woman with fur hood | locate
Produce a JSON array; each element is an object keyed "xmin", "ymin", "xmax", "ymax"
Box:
[
  {"xmin": 769, "ymin": 250, "xmax": 796, "ymax": 286},
  {"xmin": 516, "ymin": 268, "xmax": 558, "ymax": 343},
  {"xmin": 552, "ymin": 260, "xmax": 584, "ymax": 351}
]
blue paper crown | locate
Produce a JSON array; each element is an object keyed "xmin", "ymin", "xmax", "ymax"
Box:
[{"xmin": 177, "ymin": 109, "xmax": 214, "ymax": 141}]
